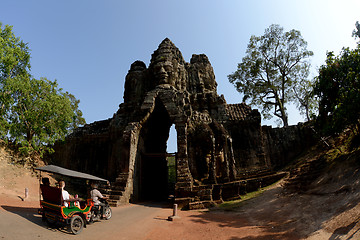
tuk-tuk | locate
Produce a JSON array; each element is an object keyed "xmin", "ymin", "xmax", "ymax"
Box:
[{"xmin": 36, "ymin": 165, "xmax": 109, "ymax": 234}]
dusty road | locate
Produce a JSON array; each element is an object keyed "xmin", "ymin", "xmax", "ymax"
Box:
[
  {"xmin": 0, "ymin": 202, "xmax": 174, "ymax": 240},
  {"xmin": 3, "ymin": 182, "xmax": 360, "ymax": 240}
]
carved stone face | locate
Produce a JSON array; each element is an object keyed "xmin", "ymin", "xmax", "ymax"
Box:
[
  {"xmin": 150, "ymin": 38, "xmax": 188, "ymax": 90},
  {"xmin": 153, "ymin": 59, "xmax": 175, "ymax": 85}
]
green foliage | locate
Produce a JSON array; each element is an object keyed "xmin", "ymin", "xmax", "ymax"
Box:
[
  {"xmin": 0, "ymin": 23, "xmax": 31, "ymax": 137},
  {"xmin": 0, "ymin": 22, "xmax": 85, "ymax": 156},
  {"xmin": 228, "ymin": 24, "xmax": 314, "ymax": 126},
  {"xmin": 0, "ymin": 23, "xmax": 31, "ymax": 80},
  {"xmin": 314, "ymin": 45, "xmax": 360, "ymax": 134},
  {"xmin": 353, "ymin": 21, "xmax": 360, "ymax": 41},
  {"xmin": 292, "ymin": 71, "xmax": 318, "ymax": 121}
]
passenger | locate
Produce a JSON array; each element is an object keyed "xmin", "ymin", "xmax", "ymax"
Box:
[
  {"xmin": 41, "ymin": 177, "xmax": 50, "ymax": 186},
  {"xmin": 90, "ymin": 182, "xmax": 107, "ymax": 217},
  {"xmin": 59, "ymin": 180, "xmax": 71, "ymax": 207},
  {"xmin": 74, "ymin": 194, "xmax": 80, "ymax": 208}
]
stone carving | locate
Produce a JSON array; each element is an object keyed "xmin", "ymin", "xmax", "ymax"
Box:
[
  {"xmin": 187, "ymin": 54, "xmax": 217, "ymax": 93},
  {"xmin": 52, "ymin": 38, "xmax": 314, "ymax": 208},
  {"xmin": 123, "ymin": 60, "xmax": 147, "ymax": 104},
  {"xmin": 149, "ymin": 38, "xmax": 187, "ymax": 91}
]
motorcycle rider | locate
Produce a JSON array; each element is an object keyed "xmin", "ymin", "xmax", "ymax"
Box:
[{"xmin": 90, "ymin": 182, "xmax": 107, "ymax": 218}]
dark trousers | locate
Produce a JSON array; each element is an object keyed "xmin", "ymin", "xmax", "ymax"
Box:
[{"xmin": 96, "ymin": 202, "xmax": 106, "ymax": 215}]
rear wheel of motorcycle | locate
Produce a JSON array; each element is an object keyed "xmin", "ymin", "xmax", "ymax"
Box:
[
  {"xmin": 86, "ymin": 212, "xmax": 94, "ymax": 224},
  {"xmin": 104, "ymin": 207, "xmax": 112, "ymax": 220}
]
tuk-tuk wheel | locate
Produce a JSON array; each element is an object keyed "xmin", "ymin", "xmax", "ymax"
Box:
[{"xmin": 70, "ymin": 215, "xmax": 84, "ymax": 235}]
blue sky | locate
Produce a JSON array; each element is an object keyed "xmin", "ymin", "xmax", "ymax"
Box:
[{"xmin": 1, "ymin": 0, "xmax": 359, "ymax": 152}]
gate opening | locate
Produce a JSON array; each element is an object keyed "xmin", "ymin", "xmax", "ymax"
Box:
[{"xmin": 137, "ymin": 98, "xmax": 176, "ymax": 201}]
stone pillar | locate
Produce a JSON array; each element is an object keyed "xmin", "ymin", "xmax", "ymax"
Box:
[
  {"xmin": 221, "ymin": 147, "xmax": 231, "ymax": 182},
  {"xmin": 207, "ymin": 136, "xmax": 217, "ymax": 184},
  {"xmin": 121, "ymin": 122, "xmax": 141, "ymax": 202},
  {"xmin": 175, "ymin": 123, "xmax": 193, "ymax": 193},
  {"xmin": 227, "ymin": 137, "xmax": 237, "ymax": 181}
]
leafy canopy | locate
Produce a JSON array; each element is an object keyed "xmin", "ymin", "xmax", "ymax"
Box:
[
  {"xmin": 0, "ymin": 23, "xmax": 31, "ymax": 136},
  {"xmin": 314, "ymin": 45, "xmax": 360, "ymax": 134},
  {"xmin": 0, "ymin": 22, "xmax": 85, "ymax": 156},
  {"xmin": 228, "ymin": 24, "xmax": 314, "ymax": 126},
  {"xmin": 353, "ymin": 21, "xmax": 360, "ymax": 41},
  {"xmin": 314, "ymin": 21, "xmax": 360, "ymax": 134}
]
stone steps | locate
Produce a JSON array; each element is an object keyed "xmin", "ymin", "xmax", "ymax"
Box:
[
  {"xmin": 283, "ymin": 156, "xmax": 327, "ymax": 193},
  {"xmin": 188, "ymin": 201, "xmax": 215, "ymax": 210},
  {"xmin": 99, "ymin": 175, "xmax": 128, "ymax": 207},
  {"xmin": 175, "ymin": 171, "xmax": 287, "ymax": 209},
  {"xmin": 107, "ymin": 199, "xmax": 122, "ymax": 207},
  {"xmin": 236, "ymin": 168, "xmax": 274, "ymax": 180}
]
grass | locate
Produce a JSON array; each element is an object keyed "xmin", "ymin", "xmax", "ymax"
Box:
[{"xmin": 214, "ymin": 181, "xmax": 279, "ymax": 212}]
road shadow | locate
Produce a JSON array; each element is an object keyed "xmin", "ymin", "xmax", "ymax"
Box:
[
  {"xmin": 1, "ymin": 205, "xmax": 42, "ymax": 225},
  {"xmin": 134, "ymin": 201, "xmax": 173, "ymax": 209},
  {"xmin": 183, "ymin": 187, "xmax": 300, "ymax": 239},
  {"xmin": 329, "ymin": 218, "xmax": 360, "ymax": 240},
  {"xmin": 1, "ymin": 205, "xmax": 73, "ymax": 235},
  {"xmin": 182, "ymin": 183, "xmax": 360, "ymax": 240}
]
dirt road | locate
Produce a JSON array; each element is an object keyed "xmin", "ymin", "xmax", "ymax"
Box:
[
  {"xmin": 2, "ymin": 181, "xmax": 360, "ymax": 240},
  {"xmin": 0, "ymin": 202, "xmax": 174, "ymax": 240},
  {"xmin": 2, "ymin": 155, "xmax": 360, "ymax": 240}
]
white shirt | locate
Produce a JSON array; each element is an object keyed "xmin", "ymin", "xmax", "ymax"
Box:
[
  {"xmin": 62, "ymin": 189, "xmax": 70, "ymax": 207},
  {"xmin": 90, "ymin": 188, "xmax": 104, "ymax": 205}
]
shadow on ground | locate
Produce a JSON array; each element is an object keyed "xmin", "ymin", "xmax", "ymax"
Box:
[
  {"xmin": 1, "ymin": 205, "xmax": 75, "ymax": 235},
  {"xmin": 1, "ymin": 205, "xmax": 42, "ymax": 225},
  {"xmin": 185, "ymin": 182, "xmax": 360, "ymax": 240}
]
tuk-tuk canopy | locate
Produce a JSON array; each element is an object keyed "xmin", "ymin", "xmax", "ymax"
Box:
[{"xmin": 36, "ymin": 165, "xmax": 108, "ymax": 182}]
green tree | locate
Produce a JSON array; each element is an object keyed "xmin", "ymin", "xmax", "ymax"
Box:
[
  {"xmin": 314, "ymin": 21, "xmax": 360, "ymax": 134},
  {"xmin": 0, "ymin": 22, "xmax": 85, "ymax": 156},
  {"xmin": 292, "ymin": 64, "xmax": 318, "ymax": 121},
  {"xmin": 228, "ymin": 24, "xmax": 314, "ymax": 126},
  {"xmin": 0, "ymin": 23, "xmax": 31, "ymax": 136},
  {"xmin": 353, "ymin": 21, "xmax": 360, "ymax": 40},
  {"xmin": 314, "ymin": 46, "xmax": 360, "ymax": 134}
]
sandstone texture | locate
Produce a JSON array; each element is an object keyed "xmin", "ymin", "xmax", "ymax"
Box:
[{"xmin": 52, "ymin": 38, "xmax": 314, "ymax": 207}]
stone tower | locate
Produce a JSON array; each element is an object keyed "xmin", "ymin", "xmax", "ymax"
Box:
[{"xmin": 53, "ymin": 38, "xmax": 312, "ymax": 207}]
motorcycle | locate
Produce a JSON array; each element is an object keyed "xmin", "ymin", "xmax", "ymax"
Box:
[
  {"xmin": 36, "ymin": 165, "xmax": 110, "ymax": 235},
  {"xmin": 87, "ymin": 198, "xmax": 112, "ymax": 223}
]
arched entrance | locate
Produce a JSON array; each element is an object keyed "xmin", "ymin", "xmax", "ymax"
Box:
[{"xmin": 136, "ymin": 98, "xmax": 175, "ymax": 201}]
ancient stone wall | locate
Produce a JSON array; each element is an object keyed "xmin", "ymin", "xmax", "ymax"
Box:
[
  {"xmin": 262, "ymin": 123, "xmax": 315, "ymax": 170},
  {"xmin": 52, "ymin": 38, "xmax": 314, "ymax": 206}
]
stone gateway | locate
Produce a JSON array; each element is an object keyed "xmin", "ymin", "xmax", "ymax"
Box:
[{"xmin": 52, "ymin": 38, "xmax": 313, "ymax": 208}]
